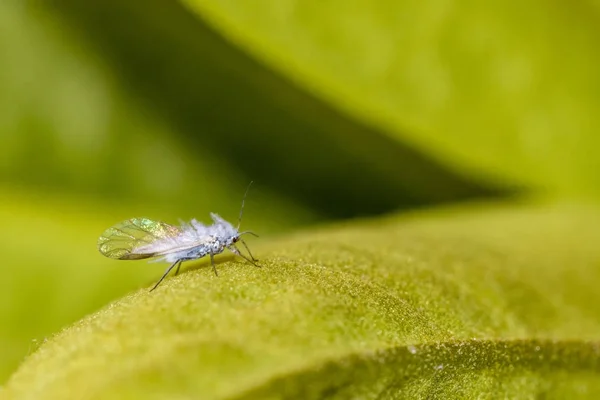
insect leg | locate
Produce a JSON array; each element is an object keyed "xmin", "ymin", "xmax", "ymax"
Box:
[
  {"xmin": 174, "ymin": 261, "xmax": 182, "ymax": 276},
  {"xmin": 239, "ymin": 238, "xmax": 259, "ymax": 261},
  {"xmin": 210, "ymin": 253, "xmax": 219, "ymax": 276},
  {"xmin": 229, "ymin": 245, "xmax": 261, "ymax": 268},
  {"xmin": 150, "ymin": 259, "xmax": 182, "ymax": 292}
]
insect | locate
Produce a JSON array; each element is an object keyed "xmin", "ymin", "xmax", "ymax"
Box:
[{"xmin": 97, "ymin": 183, "xmax": 259, "ymax": 291}]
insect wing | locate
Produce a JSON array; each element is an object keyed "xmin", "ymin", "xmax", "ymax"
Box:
[{"xmin": 98, "ymin": 218, "xmax": 181, "ymax": 260}]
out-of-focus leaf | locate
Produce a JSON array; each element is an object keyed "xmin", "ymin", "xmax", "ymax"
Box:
[
  {"xmin": 4, "ymin": 202, "xmax": 600, "ymax": 398},
  {"xmin": 180, "ymin": 0, "xmax": 600, "ymax": 195},
  {"xmin": 0, "ymin": 2, "xmax": 317, "ymax": 221},
  {"xmin": 44, "ymin": 0, "xmax": 507, "ymax": 219}
]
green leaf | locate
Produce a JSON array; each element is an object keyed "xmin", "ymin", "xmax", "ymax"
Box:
[
  {"xmin": 0, "ymin": 2, "xmax": 318, "ymax": 221},
  {"xmin": 0, "ymin": 4, "xmax": 321, "ymax": 380},
  {"xmin": 0, "ymin": 184, "xmax": 316, "ymax": 382},
  {"xmin": 0, "ymin": 1, "xmax": 492, "ymax": 382},
  {"xmin": 5, "ymin": 202, "xmax": 600, "ymax": 399},
  {"xmin": 180, "ymin": 0, "xmax": 600, "ymax": 195},
  {"xmin": 43, "ymin": 0, "xmax": 506, "ymax": 218}
]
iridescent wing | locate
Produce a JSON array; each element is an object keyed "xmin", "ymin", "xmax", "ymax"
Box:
[{"xmin": 98, "ymin": 218, "xmax": 182, "ymax": 260}]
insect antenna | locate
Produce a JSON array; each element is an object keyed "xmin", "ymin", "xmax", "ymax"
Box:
[
  {"xmin": 238, "ymin": 230, "xmax": 259, "ymax": 237},
  {"xmin": 237, "ymin": 181, "xmax": 254, "ymax": 230}
]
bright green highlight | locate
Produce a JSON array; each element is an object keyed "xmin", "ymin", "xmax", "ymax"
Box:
[{"xmin": 183, "ymin": 0, "xmax": 600, "ymax": 194}]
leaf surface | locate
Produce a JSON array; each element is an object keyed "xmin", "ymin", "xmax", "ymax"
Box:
[
  {"xmin": 182, "ymin": 0, "xmax": 600, "ymax": 195},
  {"xmin": 5, "ymin": 202, "xmax": 600, "ymax": 399}
]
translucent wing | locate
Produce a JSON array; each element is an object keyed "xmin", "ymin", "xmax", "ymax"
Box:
[{"xmin": 97, "ymin": 218, "xmax": 182, "ymax": 260}]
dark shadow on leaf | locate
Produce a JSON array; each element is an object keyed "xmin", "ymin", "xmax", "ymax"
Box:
[{"xmin": 47, "ymin": 0, "xmax": 519, "ymax": 218}]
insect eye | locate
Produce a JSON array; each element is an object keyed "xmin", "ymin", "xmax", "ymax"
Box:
[{"xmin": 233, "ymin": 237, "xmax": 238, "ymax": 243}]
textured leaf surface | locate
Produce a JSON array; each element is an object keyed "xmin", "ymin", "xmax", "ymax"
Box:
[
  {"xmin": 5, "ymin": 202, "xmax": 600, "ymax": 399},
  {"xmin": 0, "ymin": 187, "xmax": 313, "ymax": 382}
]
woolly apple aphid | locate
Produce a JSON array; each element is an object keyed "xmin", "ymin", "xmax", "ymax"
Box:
[{"xmin": 98, "ymin": 183, "xmax": 259, "ymax": 291}]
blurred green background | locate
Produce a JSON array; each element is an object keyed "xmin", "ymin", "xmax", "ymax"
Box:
[{"xmin": 1, "ymin": 0, "xmax": 599, "ymax": 383}]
